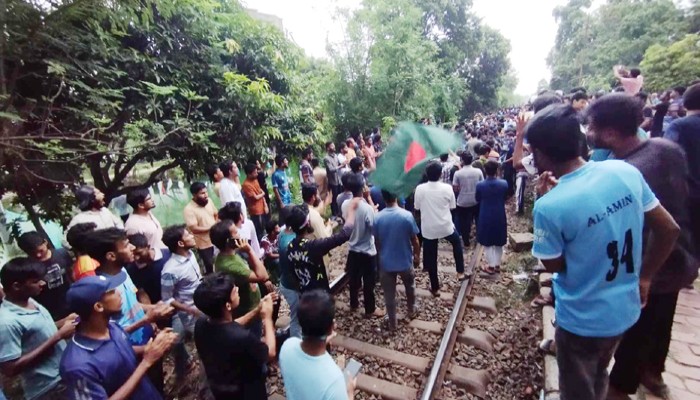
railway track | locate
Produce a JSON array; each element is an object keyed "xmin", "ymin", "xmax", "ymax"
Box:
[{"xmin": 272, "ymin": 243, "xmax": 499, "ymax": 400}]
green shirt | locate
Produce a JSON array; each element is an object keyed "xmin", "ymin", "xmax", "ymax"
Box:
[
  {"xmin": 215, "ymin": 253, "xmax": 261, "ymax": 317},
  {"xmin": 0, "ymin": 299, "xmax": 65, "ymax": 400}
]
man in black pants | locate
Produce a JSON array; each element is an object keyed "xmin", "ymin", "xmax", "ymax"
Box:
[
  {"xmin": 587, "ymin": 94, "xmax": 697, "ymax": 400},
  {"xmin": 415, "ymin": 161, "xmax": 466, "ymax": 294},
  {"xmin": 452, "ymin": 152, "xmax": 483, "ymax": 247},
  {"xmin": 341, "ymin": 173, "xmax": 385, "ymax": 318}
]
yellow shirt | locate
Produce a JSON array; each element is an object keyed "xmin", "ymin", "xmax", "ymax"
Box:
[{"xmin": 183, "ymin": 200, "xmax": 218, "ymax": 249}]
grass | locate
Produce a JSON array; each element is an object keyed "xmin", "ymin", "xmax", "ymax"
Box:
[{"xmin": 491, "ymin": 251, "xmax": 541, "ymax": 310}]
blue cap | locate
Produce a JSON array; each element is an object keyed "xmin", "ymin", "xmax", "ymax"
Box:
[{"xmin": 66, "ymin": 272, "xmax": 127, "ymax": 316}]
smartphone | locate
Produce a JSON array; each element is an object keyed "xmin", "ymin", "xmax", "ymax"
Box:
[{"xmin": 344, "ymin": 358, "xmax": 362, "ymax": 383}]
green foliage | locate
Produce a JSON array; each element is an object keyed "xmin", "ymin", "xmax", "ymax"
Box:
[
  {"xmin": 324, "ymin": 0, "xmax": 512, "ymax": 135},
  {"xmin": 548, "ymin": 0, "xmax": 687, "ymax": 91},
  {"xmin": 0, "ymin": 0, "xmax": 328, "ymax": 227},
  {"xmin": 641, "ymin": 34, "xmax": 700, "ymax": 92}
]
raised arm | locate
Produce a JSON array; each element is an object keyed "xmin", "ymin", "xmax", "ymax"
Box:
[{"xmin": 513, "ymin": 114, "xmax": 527, "ymax": 169}]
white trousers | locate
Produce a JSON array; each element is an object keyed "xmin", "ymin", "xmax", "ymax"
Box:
[{"xmin": 485, "ymin": 246, "xmax": 504, "ymax": 267}]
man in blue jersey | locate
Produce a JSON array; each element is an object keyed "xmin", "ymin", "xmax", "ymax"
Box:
[{"xmin": 525, "ymin": 104, "xmax": 679, "ymax": 400}]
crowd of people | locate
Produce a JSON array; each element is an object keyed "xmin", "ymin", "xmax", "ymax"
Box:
[{"xmin": 0, "ymin": 64, "xmax": 698, "ymax": 400}]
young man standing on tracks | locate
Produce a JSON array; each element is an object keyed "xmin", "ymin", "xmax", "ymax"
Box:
[
  {"xmin": 586, "ymin": 94, "xmax": 697, "ymax": 400},
  {"xmin": 374, "ymin": 190, "xmax": 420, "ymax": 331},
  {"xmin": 415, "ymin": 161, "xmax": 466, "ymax": 295},
  {"xmin": 526, "ymin": 104, "xmax": 679, "ymax": 400},
  {"xmin": 286, "ymin": 198, "xmax": 359, "ymax": 293},
  {"xmin": 342, "ymin": 173, "xmax": 384, "ymax": 318}
]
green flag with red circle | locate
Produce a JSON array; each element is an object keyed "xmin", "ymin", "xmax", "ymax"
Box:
[{"xmin": 370, "ymin": 122, "xmax": 462, "ymax": 197}]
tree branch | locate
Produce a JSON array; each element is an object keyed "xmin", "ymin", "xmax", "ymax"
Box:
[{"xmin": 112, "ymin": 159, "xmax": 180, "ymax": 198}]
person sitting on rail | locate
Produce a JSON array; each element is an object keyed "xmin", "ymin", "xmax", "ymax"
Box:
[
  {"xmin": 193, "ymin": 272, "xmax": 276, "ymax": 400},
  {"xmin": 285, "ymin": 197, "xmax": 360, "ymax": 293},
  {"xmin": 279, "ymin": 289, "xmax": 356, "ymax": 400},
  {"xmin": 527, "ymin": 104, "xmax": 679, "ymax": 400}
]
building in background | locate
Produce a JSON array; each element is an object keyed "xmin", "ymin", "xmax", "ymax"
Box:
[{"xmin": 245, "ymin": 8, "xmax": 284, "ymax": 32}]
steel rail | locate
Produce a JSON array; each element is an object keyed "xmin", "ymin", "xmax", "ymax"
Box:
[
  {"xmin": 328, "ymin": 271, "xmax": 349, "ymax": 295},
  {"xmin": 419, "ymin": 244, "xmax": 484, "ymax": 400}
]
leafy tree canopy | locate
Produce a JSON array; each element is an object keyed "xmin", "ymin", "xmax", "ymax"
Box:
[
  {"xmin": 640, "ymin": 34, "xmax": 700, "ymax": 92},
  {"xmin": 548, "ymin": 0, "xmax": 688, "ymax": 91},
  {"xmin": 324, "ymin": 0, "xmax": 512, "ymax": 136},
  {"xmin": 1, "ymin": 0, "xmax": 330, "ymax": 228}
]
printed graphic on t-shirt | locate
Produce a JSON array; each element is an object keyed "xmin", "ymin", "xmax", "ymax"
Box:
[{"xmin": 44, "ymin": 264, "xmax": 64, "ymax": 289}]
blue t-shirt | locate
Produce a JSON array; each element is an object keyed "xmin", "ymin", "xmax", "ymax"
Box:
[
  {"xmin": 532, "ymin": 161, "xmax": 659, "ymax": 337},
  {"xmin": 60, "ymin": 322, "xmax": 161, "ymax": 400},
  {"xmin": 373, "ymin": 206, "xmax": 419, "ymax": 272},
  {"xmin": 272, "ymin": 169, "xmax": 292, "ymax": 205},
  {"xmin": 0, "ymin": 299, "xmax": 65, "ymax": 400},
  {"xmin": 279, "ymin": 337, "xmax": 347, "ymax": 400},
  {"xmin": 98, "ymin": 269, "xmax": 154, "ymax": 345}
]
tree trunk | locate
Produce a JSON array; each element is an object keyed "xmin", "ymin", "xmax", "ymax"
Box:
[{"xmin": 18, "ymin": 197, "xmax": 54, "ymax": 249}]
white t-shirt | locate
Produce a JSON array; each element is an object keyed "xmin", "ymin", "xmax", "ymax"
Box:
[
  {"xmin": 63, "ymin": 207, "xmax": 124, "ymax": 248},
  {"xmin": 521, "ymin": 154, "xmax": 537, "ymax": 175},
  {"xmin": 414, "ymin": 181, "xmax": 456, "ymax": 240},
  {"xmin": 219, "ymin": 178, "xmax": 247, "ymax": 218},
  {"xmin": 238, "ymin": 219, "xmax": 263, "ymax": 259}
]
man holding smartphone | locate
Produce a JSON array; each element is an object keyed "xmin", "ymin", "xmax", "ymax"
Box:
[
  {"xmin": 210, "ymin": 220, "xmax": 270, "ymax": 338},
  {"xmin": 280, "ymin": 290, "xmax": 356, "ymax": 400}
]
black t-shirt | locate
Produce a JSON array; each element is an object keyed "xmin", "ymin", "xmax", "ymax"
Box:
[
  {"xmin": 125, "ymin": 249, "xmax": 171, "ymax": 304},
  {"xmin": 287, "ymin": 226, "xmax": 351, "ymax": 293},
  {"xmin": 35, "ymin": 248, "xmax": 73, "ymax": 320},
  {"xmin": 194, "ymin": 318, "xmax": 268, "ymax": 400}
]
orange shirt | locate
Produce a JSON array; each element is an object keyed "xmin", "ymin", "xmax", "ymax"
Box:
[
  {"xmin": 242, "ymin": 178, "xmax": 266, "ymax": 216},
  {"xmin": 73, "ymin": 255, "xmax": 100, "ymax": 281}
]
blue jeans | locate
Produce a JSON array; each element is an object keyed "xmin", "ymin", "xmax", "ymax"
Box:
[
  {"xmin": 172, "ymin": 312, "xmax": 195, "ymax": 379},
  {"xmin": 280, "ymin": 285, "xmax": 301, "ymax": 338}
]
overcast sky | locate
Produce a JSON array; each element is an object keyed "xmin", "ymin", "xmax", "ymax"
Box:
[{"xmin": 244, "ymin": 0, "xmax": 575, "ymax": 95}]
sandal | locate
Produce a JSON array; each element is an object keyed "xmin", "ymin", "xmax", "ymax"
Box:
[
  {"xmin": 479, "ymin": 266, "xmax": 496, "ymax": 277},
  {"xmin": 530, "ymin": 294, "xmax": 553, "ymax": 308},
  {"xmin": 538, "ymin": 339, "xmax": 556, "ymax": 356}
]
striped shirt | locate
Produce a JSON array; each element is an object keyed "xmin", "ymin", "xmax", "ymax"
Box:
[{"xmin": 161, "ymin": 251, "xmax": 202, "ymax": 312}]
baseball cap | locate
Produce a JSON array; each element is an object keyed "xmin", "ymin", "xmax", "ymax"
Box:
[{"xmin": 66, "ymin": 272, "xmax": 127, "ymax": 317}]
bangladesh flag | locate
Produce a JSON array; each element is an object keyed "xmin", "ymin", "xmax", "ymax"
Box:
[{"xmin": 370, "ymin": 122, "xmax": 462, "ymax": 197}]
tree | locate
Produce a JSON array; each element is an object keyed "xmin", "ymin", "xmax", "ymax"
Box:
[
  {"xmin": 548, "ymin": 0, "xmax": 686, "ymax": 91},
  {"xmin": 461, "ymin": 26, "xmax": 511, "ymax": 115},
  {"xmin": 325, "ymin": 0, "xmax": 512, "ymax": 133},
  {"xmin": 640, "ymin": 34, "xmax": 700, "ymax": 92},
  {"xmin": 1, "ymin": 0, "xmax": 327, "ymax": 228},
  {"xmin": 326, "ymin": 0, "xmax": 444, "ymax": 134}
]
